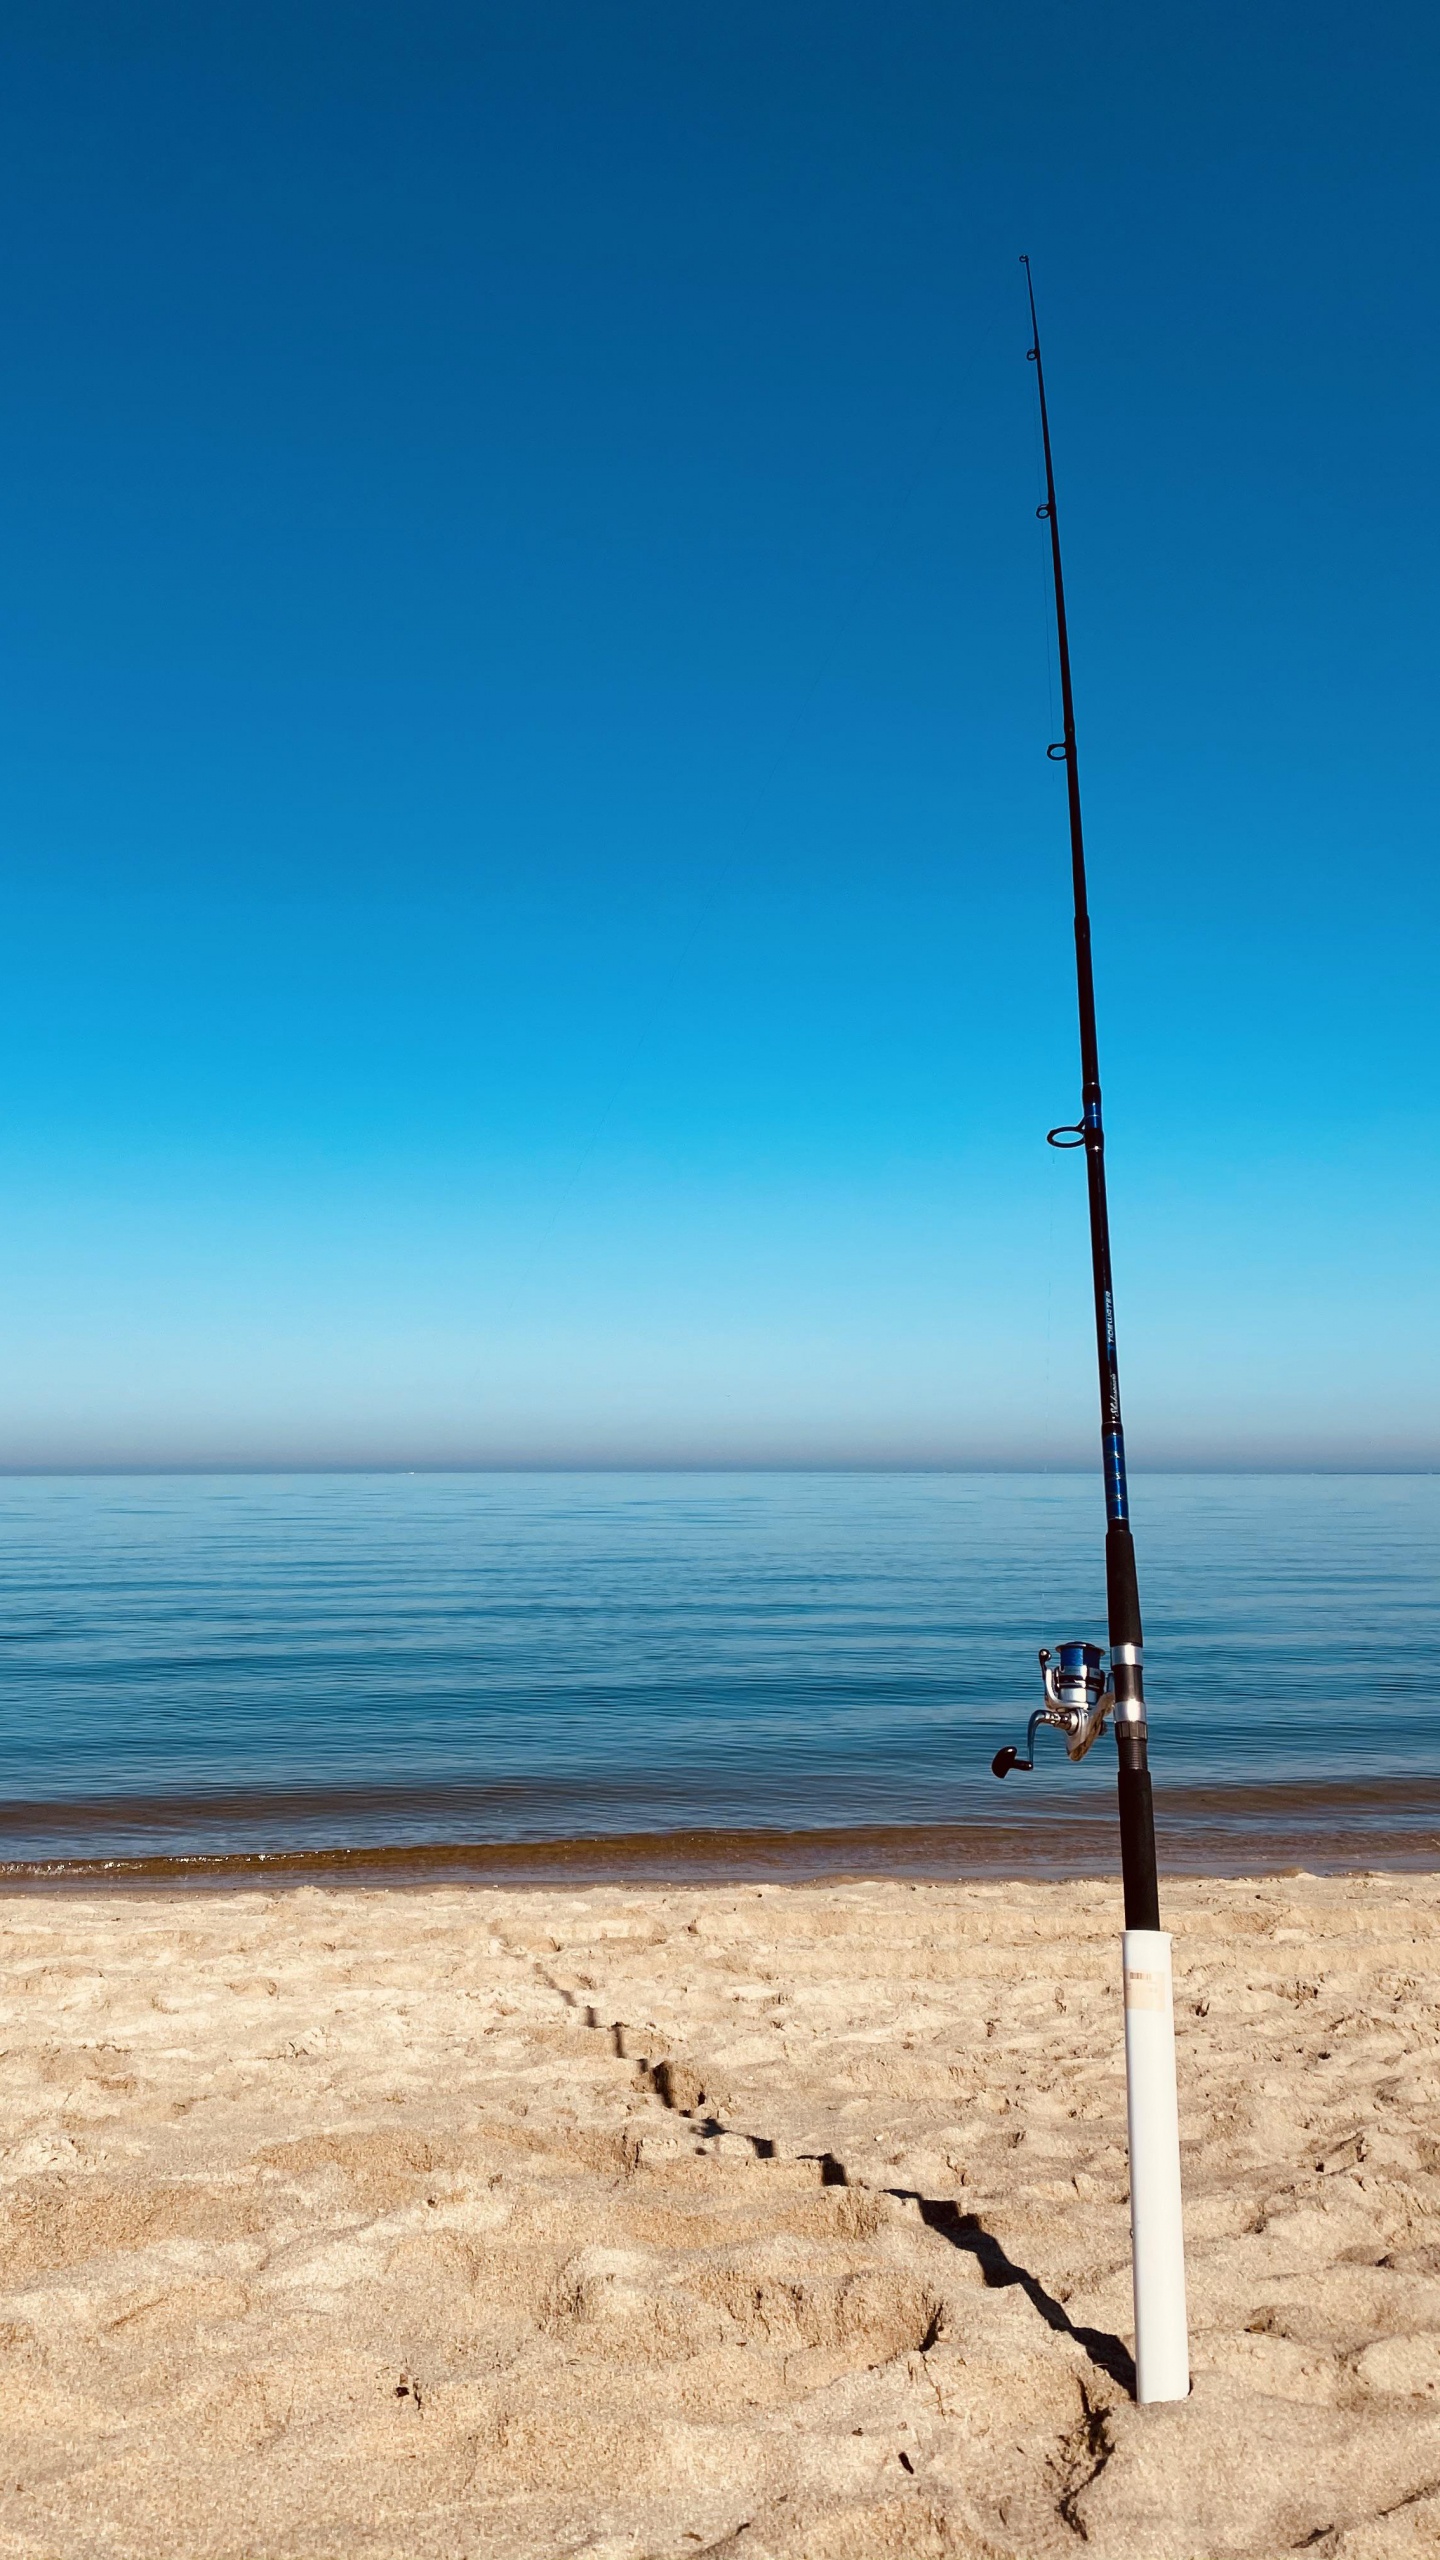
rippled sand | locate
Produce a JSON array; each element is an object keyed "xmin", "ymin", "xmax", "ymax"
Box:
[{"xmin": 0, "ymin": 1872, "xmax": 1437, "ymax": 2558}]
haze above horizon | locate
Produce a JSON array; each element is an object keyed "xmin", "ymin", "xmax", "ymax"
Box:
[{"xmin": 2, "ymin": 0, "xmax": 1437, "ymax": 1471}]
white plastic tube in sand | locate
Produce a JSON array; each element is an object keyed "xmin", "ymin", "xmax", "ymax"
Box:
[{"xmin": 1122, "ymin": 1927, "xmax": 1190, "ymax": 2403}]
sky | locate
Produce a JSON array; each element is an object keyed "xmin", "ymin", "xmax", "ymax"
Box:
[{"xmin": 1, "ymin": 0, "xmax": 1437, "ymax": 1470}]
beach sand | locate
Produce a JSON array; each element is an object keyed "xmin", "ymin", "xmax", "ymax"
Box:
[{"xmin": 0, "ymin": 1872, "xmax": 1437, "ymax": 2559}]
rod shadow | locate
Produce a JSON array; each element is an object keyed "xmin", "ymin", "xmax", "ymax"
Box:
[
  {"xmin": 635, "ymin": 2046, "xmax": 1137, "ymax": 2397},
  {"xmin": 888, "ymin": 2188, "xmax": 1136, "ymax": 2393}
]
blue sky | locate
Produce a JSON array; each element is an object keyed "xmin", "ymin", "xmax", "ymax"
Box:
[{"xmin": 1, "ymin": 0, "xmax": 1437, "ymax": 1467}]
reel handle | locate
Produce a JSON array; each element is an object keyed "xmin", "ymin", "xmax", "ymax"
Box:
[{"xmin": 991, "ymin": 1650, "xmax": 1115, "ymax": 1777}]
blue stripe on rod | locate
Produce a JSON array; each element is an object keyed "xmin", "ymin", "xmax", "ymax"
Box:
[{"xmin": 1104, "ymin": 1428, "xmax": 1129, "ymax": 1523}]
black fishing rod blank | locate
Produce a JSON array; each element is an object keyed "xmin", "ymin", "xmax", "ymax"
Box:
[{"xmin": 991, "ymin": 259, "xmax": 1190, "ymax": 2406}]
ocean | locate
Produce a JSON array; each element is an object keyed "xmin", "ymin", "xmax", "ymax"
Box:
[{"xmin": 0, "ymin": 1470, "xmax": 1435, "ymax": 1881}]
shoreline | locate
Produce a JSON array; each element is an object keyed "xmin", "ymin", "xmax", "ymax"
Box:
[{"xmin": 1, "ymin": 1775, "xmax": 1439, "ymax": 1889}]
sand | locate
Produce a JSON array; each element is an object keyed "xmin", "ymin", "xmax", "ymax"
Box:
[{"xmin": 0, "ymin": 1873, "xmax": 1437, "ymax": 2560}]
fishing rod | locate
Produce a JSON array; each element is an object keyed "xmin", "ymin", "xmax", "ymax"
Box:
[
  {"xmin": 992, "ymin": 258, "xmax": 1155, "ymax": 1922},
  {"xmin": 991, "ymin": 258, "xmax": 1190, "ymax": 2406}
]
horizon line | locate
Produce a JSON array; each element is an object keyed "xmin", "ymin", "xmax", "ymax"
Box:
[{"xmin": 0, "ymin": 1459, "xmax": 1437, "ymax": 1481}]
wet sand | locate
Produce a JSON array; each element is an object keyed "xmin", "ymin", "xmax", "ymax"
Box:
[
  {"xmin": 0, "ymin": 1871, "xmax": 1437, "ymax": 2558},
  {"xmin": 6, "ymin": 1776, "xmax": 1440, "ymax": 1886}
]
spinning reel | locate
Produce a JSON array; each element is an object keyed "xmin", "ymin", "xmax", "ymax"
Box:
[{"xmin": 991, "ymin": 1639, "xmax": 1114, "ymax": 1777}]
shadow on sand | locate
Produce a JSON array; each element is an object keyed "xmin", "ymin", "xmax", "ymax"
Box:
[{"xmin": 623, "ymin": 2030, "xmax": 1137, "ymax": 2398}]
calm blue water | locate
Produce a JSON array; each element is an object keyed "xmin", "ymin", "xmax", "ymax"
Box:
[{"xmin": 0, "ymin": 1471, "xmax": 1436, "ymax": 1871}]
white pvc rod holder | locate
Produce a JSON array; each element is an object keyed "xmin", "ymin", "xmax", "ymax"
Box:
[{"xmin": 1122, "ymin": 1928, "xmax": 1190, "ymax": 2403}]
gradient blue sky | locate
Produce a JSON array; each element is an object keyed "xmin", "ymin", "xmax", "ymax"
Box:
[{"xmin": 2, "ymin": 0, "xmax": 1437, "ymax": 1468}]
